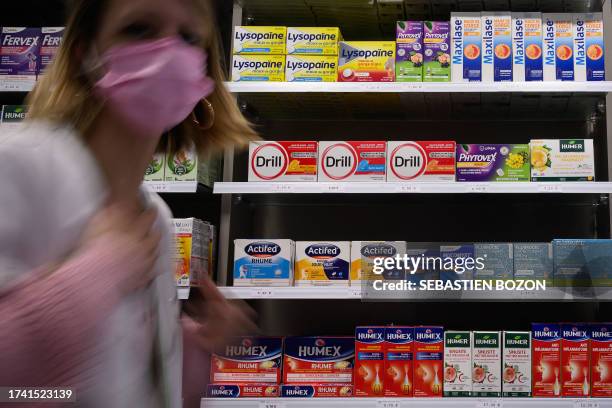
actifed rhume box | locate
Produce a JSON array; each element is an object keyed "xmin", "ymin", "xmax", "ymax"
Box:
[
  {"xmin": 233, "ymin": 26, "xmax": 286, "ymax": 54},
  {"xmin": 294, "ymin": 241, "xmax": 350, "ymax": 286},
  {"xmin": 386, "ymin": 141, "xmax": 456, "ymax": 182},
  {"xmin": 318, "ymin": 141, "xmax": 386, "ymax": 182},
  {"xmin": 233, "ymin": 239, "xmax": 294, "ymax": 286},
  {"xmin": 286, "ymin": 27, "xmax": 342, "ymax": 55},
  {"xmin": 451, "ymin": 13, "xmax": 482, "ymax": 82},
  {"xmin": 396, "ymin": 21, "xmax": 424, "ymax": 82},
  {"xmin": 248, "ymin": 141, "xmax": 318, "ymax": 182},
  {"xmin": 456, "ymin": 144, "xmax": 530, "ymax": 182},
  {"xmin": 512, "ymin": 13, "xmax": 543, "ymax": 81}
]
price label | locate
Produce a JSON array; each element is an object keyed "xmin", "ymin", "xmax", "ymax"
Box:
[
  {"xmin": 467, "ymin": 184, "xmax": 490, "ymax": 193},
  {"xmin": 321, "ymin": 184, "xmax": 345, "ymax": 193},
  {"xmin": 395, "ymin": 184, "xmax": 420, "ymax": 193},
  {"xmin": 574, "ymin": 401, "xmax": 600, "ymax": 408},
  {"xmin": 146, "ymin": 182, "xmax": 169, "ymax": 193},
  {"xmin": 349, "ymin": 288, "xmax": 362, "ymax": 298},
  {"xmin": 250, "ymin": 288, "xmax": 275, "ymax": 298},
  {"xmin": 538, "ymin": 184, "xmax": 563, "ymax": 193},
  {"xmin": 271, "ymin": 183, "xmax": 294, "ymax": 193},
  {"xmin": 377, "ymin": 400, "xmax": 401, "ymax": 408},
  {"xmin": 477, "ymin": 400, "xmax": 502, "ymax": 408},
  {"xmin": 259, "ymin": 402, "xmax": 285, "ymax": 408}
]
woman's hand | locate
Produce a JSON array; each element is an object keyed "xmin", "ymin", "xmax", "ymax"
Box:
[
  {"xmin": 79, "ymin": 204, "xmax": 162, "ymax": 295},
  {"xmin": 183, "ymin": 278, "xmax": 258, "ymax": 352}
]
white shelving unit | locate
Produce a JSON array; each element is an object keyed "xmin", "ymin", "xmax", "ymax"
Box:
[
  {"xmin": 0, "ymin": 78, "xmax": 36, "ymax": 92},
  {"xmin": 214, "ymin": 182, "xmax": 612, "ymax": 195},
  {"xmin": 143, "ymin": 181, "xmax": 199, "ymax": 193},
  {"xmin": 201, "ymin": 397, "xmax": 612, "ymax": 408}
]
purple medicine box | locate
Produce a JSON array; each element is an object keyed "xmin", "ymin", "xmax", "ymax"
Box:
[
  {"xmin": 39, "ymin": 27, "xmax": 65, "ymax": 73},
  {"xmin": 0, "ymin": 27, "xmax": 42, "ymax": 77}
]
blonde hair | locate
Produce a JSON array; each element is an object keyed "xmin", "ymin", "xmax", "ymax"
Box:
[{"xmin": 26, "ymin": 0, "xmax": 257, "ymax": 153}]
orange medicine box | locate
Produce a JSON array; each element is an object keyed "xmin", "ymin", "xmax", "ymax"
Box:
[
  {"xmin": 207, "ymin": 384, "xmax": 280, "ymax": 398},
  {"xmin": 248, "ymin": 141, "xmax": 318, "ymax": 181},
  {"xmin": 283, "ymin": 337, "xmax": 354, "ymax": 384},
  {"xmin": 561, "ymin": 323, "xmax": 590, "ymax": 397},
  {"xmin": 414, "ymin": 326, "xmax": 444, "ymax": 397},
  {"xmin": 355, "ymin": 327, "xmax": 386, "ymax": 397},
  {"xmin": 531, "ymin": 323, "xmax": 561, "ymax": 397},
  {"xmin": 384, "ymin": 327, "xmax": 414, "ymax": 397},
  {"xmin": 210, "ymin": 337, "xmax": 283, "ymax": 384},
  {"xmin": 590, "ymin": 323, "xmax": 612, "ymax": 397}
]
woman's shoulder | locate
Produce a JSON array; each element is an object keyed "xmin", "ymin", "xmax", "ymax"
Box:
[{"xmin": 0, "ymin": 120, "xmax": 79, "ymax": 151}]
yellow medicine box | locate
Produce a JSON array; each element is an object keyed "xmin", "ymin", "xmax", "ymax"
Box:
[
  {"xmin": 233, "ymin": 26, "xmax": 286, "ymax": 54},
  {"xmin": 286, "ymin": 27, "xmax": 342, "ymax": 55},
  {"xmin": 231, "ymin": 54, "xmax": 285, "ymax": 82},
  {"xmin": 285, "ymin": 55, "xmax": 338, "ymax": 82}
]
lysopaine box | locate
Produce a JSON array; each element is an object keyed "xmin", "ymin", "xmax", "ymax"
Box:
[
  {"xmin": 281, "ymin": 384, "xmax": 353, "ymax": 398},
  {"xmin": 440, "ymin": 244, "xmax": 475, "ymax": 281},
  {"xmin": 512, "ymin": 13, "xmax": 543, "ymax": 81},
  {"xmin": 482, "ymin": 12, "xmax": 512, "ymax": 82},
  {"xmin": 232, "ymin": 54, "xmax": 285, "ymax": 81},
  {"xmin": 553, "ymin": 239, "xmax": 612, "ymax": 287},
  {"xmin": 386, "ymin": 141, "xmax": 456, "ymax": 182},
  {"xmin": 451, "ymin": 13, "xmax": 482, "ymax": 82},
  {"xmin": 574, "ymin": 13, "xmax": 605, "ymax": 81},
  {"xmin": 543, "ymin": 14, "xmax": 574, "ymax": 81},
  {"xmin": 0, "ymin": 27, "xmax": 41, "ymax": 77},
  {"xmin": 233, "ymin": 239, "xmax": 294, "ymax": 286},
  {"xmin": 285, "ymin": 55, "xmax": 337, "ymax": 82},
  {"xmin": 513, "ymin": 243, "xmax": 553, "ymax": 285},
  {"xmin": 248, "ymin": 141, "xmax": 318, "ymax": 182},
  {"xmin": 338, "ymin": 41, "xmax": 395, "ymax": 82},
  {"xmin": 456, "ymin": 144, "xmax": 530, "ymax": 182},
  {"xmin": 286, "ymin": 27, "xmax": 341, "ymax": 55},
  {"xmin": 405, "ymin": 242, "xmax": 440, "ymax": 284},
  {"xmin": 474, "ymin": 243, "xmax": 513, "ymax": 280},
  {"xmin": 211, "ymin": 337, "xmax": 283, "ymax": 383},
  {"xmin": 39, "ymin": 27, "xmax": 64, "ymax": 74},
  {"xmin": 318, "ymin": 141, "xmax": 386, "ymax": 182},
  {"xmin": 423, "ymin": 21, "xmax": 451, "ymax": 82},
  {"xmin": 283, "ymin": 337, "xmax": 354, "ymax": 384},
  {"xmin": 351, "ymin": 241, "xmax": 407, "ymax": 284},
  {"xmin": 355, "ymin": 327, "xmax": 386, "ymax": 396},
  {"xmin": 207, "ymin": 384, "xmax": 280, "ymax": 398},
  {"xmin": 295, "ymin": 241, "xmax": 350, "ymax": 286},
  {"xmin": 530, "ymin": 139, "xmax": 594, "ymax": 181},
  {"xmin": 590, "ymin": 323, "xmax": 612, "ymax": 397},
  {"xmin": 233, "ymin": 26, "xmax": 286, "ymax": 54},
  {"xmin": 396, "ymin": 21, "xmax": 424, "ymax": 82}
]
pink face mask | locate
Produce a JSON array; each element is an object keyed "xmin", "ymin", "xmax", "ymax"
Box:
[{"xmin": 94, "ymin": 37, "xmax": 215, "ymax": 136}]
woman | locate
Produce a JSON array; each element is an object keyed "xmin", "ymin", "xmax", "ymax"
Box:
[{"xmin": 0, "ymin": 0, "xmax": 257, "ymax": 406}]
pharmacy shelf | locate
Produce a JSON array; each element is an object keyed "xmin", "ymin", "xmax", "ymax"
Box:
[
  {"xmin": 213, "ymin": 182, "xmax": 612, "ymax": 195},
  {"xmin": 144, "ymin": 181, "xmax": 200, "ymax": 193},
  {"xmin": 201, "ymin": 397, "xmax": 612, "ymax": 408},
  {"xmin": 0, "ymin": 78, "xmax": 36, "ymax": 92},
  {"xmin": 227, "ymin": 81, "xmax": 612, "ymax": 94},
  {"xmin": 218, "ymin": 286, "xmax": 612, "ymax": 302},
  {"xmin": 177, "ymin": 288, "xmax": 190, "ymax": 300}
]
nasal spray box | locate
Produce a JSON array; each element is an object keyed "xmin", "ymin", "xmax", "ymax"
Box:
[
  {"xmin": 472, "ymin": 331, "xmax": 502, "ymax": 397},
  {"xmin": 233, "ymin": 26, "xmax": 286, "ymax": 54},
  {"xmin": 543, "ymin": 14, "xmax": 574, "ymax": 81},
  {"xmin": 295, "ymin": 241, "xmax": 350, "ymax": 286},
  {"xmin": 384, "ymin": 327, "xmax": 414, "ymax": 397},
  {"xmin": 338, "ymin": 41, "xmax": 395, "ymax": 82},
  {"xmin": 444, "ymin": 331, "xmax": 472, "ymax": 397},
  {"xmin": 482, "ymin": 12, "xmax": 513, "ymax": 82},
  {"xmin": 248, "ymin": 141, "xmax": 318, "ymax": 181},
  {"xmin": 503, "ymin": 331, "xmax": 532, "ymax": 397},
  {"xmin": 574, "ymin": 13, "xmax": 605, "ymax": 81},
  {"xmin": 590, "ymin": 323, "xmax": 612, "ymax": 397},
  {"xmin": 0, "ymin": 27, "xmax": 41, "ymax": 78},
  {"xmin": 355, "ymin": 327, "xmax": 386, "ymax": 397},
  {"xmin": 211, "ymin": 336, "xmax": 283, "ymax": 383},
  {"xmin": 451, "ymin": 13, "xmax": 482, "ymax": 82},
  {"xmin": 414, "ymin": 326, "xmax": 444, "ymax": 397},
  {"xmin": 39, "ymin": 27, "xmax": 64, "ymax": 74},
  {"xmin": 283, "ymin": 337, "xmax": 354, "ymax": 384},
  {"xmin": 561, "ymin": 323, "xmax": 591, "ymax": 397},
  {"xmin": 386, "ymin": 141, "xmax": 456, "ymax": 182},
  {"xmin": 233, "ymin": 239, "xmax": 294, "ymax": 286},
  {"xmin": 532, "ymin": 323, "xmax": 561, "ymax": 397},
  {"xmin": 318, "ymin": 141, "xmax": 386, "ymax": 182},
  {"xmin": 512, "ymin": 13, "xmax": 543, "ymax": 81}
]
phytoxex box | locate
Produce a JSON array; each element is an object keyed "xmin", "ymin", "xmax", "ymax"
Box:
[
  {"xmin": 295, "ymin": 241, "xmax": 350, "ymax": 286},
  {"xmin": 318, "ymin": 141, "xmax": 386, "ymax": 182},
  {"xmin": 456, "ymin": 144, "xmax": 530, "ymax": 182},
  {"xmin": 451, "ymin": 13, "xmax": 482, "ymax": 82},
  {"xmin": 512, "ymin": 13, "xmax": 543, "ymax": 81},
  {"xmin": 396, "ymin": 21, "xmax": 424, "ymax": 82},
  {"xmin": 355, "ymin": 327, "xmax": 386, "ymax": 396},
  {"xmin": 286, "ymin": 27, "xmax": 341, "ymax": 55},
  {"xmin": 532, "ymin": 323, "xmax": 561, "ymax": 397},
  {"xmin": 482, "ymin": 12, "xmax": 513, "ymax": 82},
  {"xmin": 386, "ymin": 141, "xmax": 456, "ymax": 182},
  {"xmin": 210, "ymin": 337, "xmax": 283, "ymax": 383},
  {"xmin": 423, "ymin": 21, "xmax": 451, "ymax": 82},
  {"xmin": 207, "ymin": 384, "xmax": 280, "ymax": 398},
  {"xmin": 283, "ymin": 337, "xmax": 354, "ymax": 384},
  {"xmin": 233, "ymin": 26, "xmax": 286, "ymax": 54},
  {"xmin": 338, "ymin": 41, "xmax": 395, "ymax": 82},
  {"xmin": 233, "ymin": 239, "xmax": 294, "ymax": 286},
  {"xmin": 248, "ymin": 141, "xmax": 318, "ymax": 182}
]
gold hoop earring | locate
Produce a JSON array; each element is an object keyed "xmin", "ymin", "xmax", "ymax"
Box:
[{"xmin": 191, "ymin": 98, "xmax": 215, "ymax": 130}]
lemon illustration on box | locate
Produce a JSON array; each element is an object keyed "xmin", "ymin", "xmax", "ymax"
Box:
[{"xmin": 530, "ymin": 139, "xmax": 594, "ymax": 181}]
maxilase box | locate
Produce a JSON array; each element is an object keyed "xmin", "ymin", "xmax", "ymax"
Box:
[
  {"xmin": 281, "ymin": 384, "xmax": 353, "ymax": 398},
  {"xmin": 211, "ymin": 337, "xmax": 283, "ymax": 384},
  {"xmin": 207, "ymin": 384, "xmax": 280, "ymax": 398},
  {"xmin": 283, "ymin": 337, "xmax": 354, "ymax": 384},
  {"xmin": 456, "ymin": 144, "xmax": 530, "ymax": 182}
]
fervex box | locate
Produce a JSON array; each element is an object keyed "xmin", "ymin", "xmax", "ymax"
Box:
[
  {"xmin": 211, "ymin": 337, "xmax": 283, "ymax": 383},
  {"xmin": 294, "ymin": 241, "xmax": 350, "ymax": 286},
  {"xmin": 451, "ymin": 13, "xmax": 482, "ymax": 82},
  {"xmin": 532, "ymin": 323, "xmax": 562, "ymax": 397},
  {"xmin": 553, "ymin": 239, "xmax": 612, "ymax": 287},
  {"xmin": 456, "ymin": 144, "xmax": 530, "ymax": 182},
  {"xmin": 318, "ymin": 141, "xmax": 386, "ymax": 182},
  {"xmin": 590, "ymin": 323, "xmax": 612, "ymax": 397},
  {"xmin": 385, "ymin": 327, "xmax": 414, "ymax": 397},
  {"xmin": 543, "ymin": 14, "xmax": 574, "ymax": 81},
  {"xmin": 561, "ymin": 323, "xmax": 591, "ymax": 397},
  {"xmin": 482, "ymin": 12, "xmax": 513, "ymax": 82},
  {"xmin": 474, "ymin": 243, "xmax": 513, "ymax": 280},
  {"xmin": 281, "ymin": 384, "xmax": 353, "ymax": 398},
  {"xmin": 283, "ymin": 337, "xmax": 354, "ymax": 384},
  {"xmin": 338, "ymin": 41, "xmax": 395, "ymax": 82},
  {"xmin": 573, "ymin": 13, "xmax": 605, "ymax": 81},
  {"xmin": 0, "ymin": 27, "xmax": 41, "ymax": 77},
  {"xmin": 423, "ymin": 21, "xmax": 451, "ymax": 82},
  {"xmin": 352, "ymin": 241, "xmax": 407, "ymax": 284},
  {"xmin": 355, "ymin": 327, "xmax": 386, "ymax": 397},
  {"xmin": 472, "ymin": 331, "xmax": 502, "ymax": 397},
  {"xmin": 444, "ymin": 331, "xmax": 472, "ymax": 397},
  {"xmin": 512, "ymin": 13, "xmax": 543, "ymax": 81},
  {"xmin": 248, "ymin": 141, "xmax": 318, "ymax": 182},
  {"xmin": 386, "ymin": 141, "xmax": 456, "ymax": 182},
  {"xmin": 286, "ymin": 27, "xmax": 342, "ymax": 55},
  {"xmin": 233, "ymin": 239, "xmax": 294, "ymax": 286},
  {"xmin": 513, "ymin": 243, "xmax": 553, "ymax": 285},
  {"xmin": 233, "ymin": 26, "xmax": 286, "ymax": 54},
  {"xmin": 207, "ymin": 384, "xmax": 280, "ymax": 398},
  {"xmin": 396, "ymin": 21, "xmax": 424, "ymax": 82},
  {"xmin": 286, "ymin": 55, "xmax": 337, "ymax": 82},
  {"xmin": 530, "ymin": 139, "xmax": 594, "ymax": 181},
  {"xmin": 414, "ymin": 326, "xmax": 444, "ymax": 397},
  {"xmin": 231, "ymin": 54, "xmax": 285, "ymax": 81},
  {"xmin": 503, "ymin": 331, "xmax": 532, "ymax": 397},
  {"xmin": 39, "ymin": 27, "xmax": 64, "ymax": 73}
]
